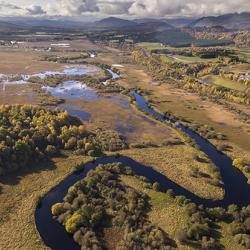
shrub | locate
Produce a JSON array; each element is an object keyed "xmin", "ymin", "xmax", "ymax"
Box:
[
  {"xmin": 229, "ymin": 222, "xmax": 246, "ymax": 236},
  {"xmin": 176, "ymin": 229, "xmax": 188, "ymax": 244},
  {"xmin": 73, "ymin": 230, "xmax": 83, "ymax": 245},
  {"xmin": 188, "ymin": 223, "xmax": 211, "ymax": 240},
  {"xmin": 85, "ymin": 143, "xmax": 93, "ymax": 152},
  {"xmin": 244, "ymin": 166, "xmax": 250, "ymax": 173},
  {"xmin": 186, "ymin": 203, "xmax": 198, "ymax": 216},
  {"xmin": 51, "ymin": 203, "xmax": 64, "ymax": 216},
  {"xmin": 65, "ymin": 137, "xmax": 77, "ymax": 150},
  {"xmin": 152, "ymin": 182, "xmax": 160, "ymax": 191},
  {"xmin": 234, "ymin": 234, "xmax": 250, "ymax": 248},
  {"xmin": 201, "ymin": 236, "xmax": 217, "ymax": 249},
  {"xmin": 75, "ymin": 162, "xmax": 85, "ymax": 171},
  {"xmin": 45, "ymin": 145, "xmax": 58, "ymax": 156},
  {"xmin": 166, "ymin": 189, "xmax": 175, "ymax": 198},
  {"xmin": 87, "ymin": 150, "xmax": 96, "ymax": 157},
  {"xmin": 207, "ymin": 207, "xmax": 227, "ymax": 221},
  {"xmin": 175, "ymin": 195, "xmax": 188, "ymax": 205},
  {"xmin": 65, "ymin": 213, "xmax": 83, "ymax": 234},
  {"xmin": 244, "ymin": 217, "xmax": 250, "ymax": 232},
  {"xmin": 233, "ymin": 158, "xmax": 246, "ymax": 170}
]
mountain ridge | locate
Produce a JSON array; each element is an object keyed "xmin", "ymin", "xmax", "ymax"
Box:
[{"xmin": 189, "ymin": 12, "xmax": 250, "ymax": 29}]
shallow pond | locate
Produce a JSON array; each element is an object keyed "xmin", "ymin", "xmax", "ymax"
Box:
[
  {"xmin": 42, "ymin": 81, "xmax": 100, "ymax": 101},
  {"xmin": 33, "ymin": 65, "xmax": 99, "ymax": 79},
  {"xmin": 58, "ymin": 104, "xmax": 91, "ymax": 121},
  {"xmin": 0, "ymin": 65, "xmax": 99, "ymax": 84}
]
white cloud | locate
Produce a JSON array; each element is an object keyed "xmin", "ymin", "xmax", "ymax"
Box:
[
  {"xmin": 0, "ymin": 0, "xmax": 249, "ymax": 17},
  {"xmin": 98, "ymin": 0, "xmax": 133, "ymax": 15},
  {"xmin": 0, "ymin": 1, "xmax": 24, "ymax": 15},
  {"xmin": 26, "ymin": 5, "xmax": 46, "ymax": 15},
  {"xmin": 128, "ymin": 0, "xmax": 250, "ymax": 17},
  {"xmin": 46, "ymin": 0, "xmax": 99, "ymax": 16}
]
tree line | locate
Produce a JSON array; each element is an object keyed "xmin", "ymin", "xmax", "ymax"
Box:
[{"xmin": 0, "ymin": 105, "xmax": 127, "ymax": 176}]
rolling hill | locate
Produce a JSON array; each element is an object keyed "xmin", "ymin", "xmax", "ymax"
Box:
[
  {"xmin": 0, "ymin": 21, "xmax": 21, "ymax": 32},
  {"xmin": 189, "ymin": 12, "xmax": 250, "ymax": 30},
  {"xmin": 94, "ymin": 17, "xmax": 136, "ymax": 28}
]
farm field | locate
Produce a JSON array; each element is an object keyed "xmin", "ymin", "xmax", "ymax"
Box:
[{"xmin": 161, "ymin": 54, "xmax": 218, "ymax": 63}]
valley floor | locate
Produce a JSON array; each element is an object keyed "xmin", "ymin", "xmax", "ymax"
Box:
[{"xmin": 0, "ymin": 39, "xmax": 249, "ymax": 250}]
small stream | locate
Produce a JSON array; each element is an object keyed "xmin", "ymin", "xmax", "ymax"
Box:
[{"xmin": 34, "ymin": 68, "xmax": 250, "ymax": 250}]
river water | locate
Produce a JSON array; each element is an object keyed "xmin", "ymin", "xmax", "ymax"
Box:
[{"xmin": 33, "ymin": 67, "xmax": 250, "ymax": 250}]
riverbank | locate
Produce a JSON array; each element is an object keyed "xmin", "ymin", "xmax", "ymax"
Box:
[
  {"xmin": 0, "ymin": 155, "xmax": 92, "ymax": 250},
  {"xmin": 0, "ymin": 141, "xmax": 225, "ymax": 250}
]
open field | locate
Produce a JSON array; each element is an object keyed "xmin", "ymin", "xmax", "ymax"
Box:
[
  {"xmin": 236, "ymin": 47, "xmax": 250, "ymax": 62},
  {"xmin": 64, "ymin": 97, "xmax": 176, "ymax": 145},
  {"xmin": 225, "ymin": 46, "xmax": 250, "ymax": 62},
  {"xmin": 225, "ymin": 63, "xmax": 250, "ymax": 74},
  {"xmin": 136, "ymin": 42, "xmax": 167, "ymax": 51},
  {"xmin": 121, "ymin": 146, "xmax": 224, "ymax": 200},
  {"xmin": 161, "ymin": 54, "xmax": 218, "ymax": 64},
  {"xmin": 0, "ymin": 48, "xmax": 63, "ymax": 74},
  {"xmin": 0, "ymin": 84, "xmax": 38, "ymax": 105},
  {"xmin": 0, "ymin": 39, "xmax": 105, "ymax": 74},
  {"xmin": 202, "ymin": 75, "xmax": 248, "ymax": 91}
]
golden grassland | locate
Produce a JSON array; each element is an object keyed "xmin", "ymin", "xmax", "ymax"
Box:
[
  {"xmin": 225, "ymin": 63, "xmax": 250, "ymax": 74},
  {"xmin": 112, "ymin": 61, "xmax": 250, "ymax": 155},
  {"xmin": 161, "ymin": 54, "xmax": 218, "ymax": 64},
  {"xmin": 121, "ymin": 175, "xmax": 192, "ymax": 250},
  {"xmin": 0, "ymin": 155, "xmax": 92, "ymax": 250},
  {"xmin": 202, "ymin": 75, "xmax": 248, "ymax": 92},
  {"xmin": 218, "ymin": 222, "xmax": 245, "ymax": 250},
  {"xmin": 0, "ymin": 48, "xmax": 63, "ymax": 74},
  {"xmin": 65, "ymin": 97, "xmax": 176, "ymax": 145},
  {"xmin": 120, "ymin": 146, "xmax": 224, "ymax": 200},
  {"xmin": 0, "ymin": 84, "xmax": 61, "ymax": 106},
  {"xmin": 0, "ymin": 84, "xmax": 39, "ymax": 105}
]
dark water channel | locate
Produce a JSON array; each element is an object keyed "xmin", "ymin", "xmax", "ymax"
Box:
[{"xmin": 35, "ymin": 74, "xmax": 250, "ymax": 250}]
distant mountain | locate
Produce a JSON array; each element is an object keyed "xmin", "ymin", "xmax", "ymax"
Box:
[
  {"xmin": 0, "ymin": 21, "xmax": 21, "ymax": 32},
  {"xmin": 4, "ymin": 18, "xmax": 89, "ymax": 28},
  {"xmin": 165, "ymin": 18, "xmax": 196, "ymax": 28},
  {"xmin": 124, "ymin": 21, "xmax": 173, "ymax": 32},
  {"xmin": 0, "ymin": 17, "xmax": 92, "ymax": 33},
  {"xmin": 133, "ymin": 18, "xmax": 168, "ymax": 24},
  {"xmin": 189, "ymin": 12, "xmax": 250, "ymax": 30},
  {"xmin": 94, "ymin": 17, "xmax": 136, "ymax": 28}
]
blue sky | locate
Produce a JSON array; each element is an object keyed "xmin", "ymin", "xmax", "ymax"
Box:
[{"xmin": 0, "ymin": 0, "xmax": 249, "ymax": 18}]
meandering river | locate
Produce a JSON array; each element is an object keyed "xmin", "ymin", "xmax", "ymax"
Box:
[{"xmin": 34, "ymin": 67, "xmax": 250, "ymax": 250}]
